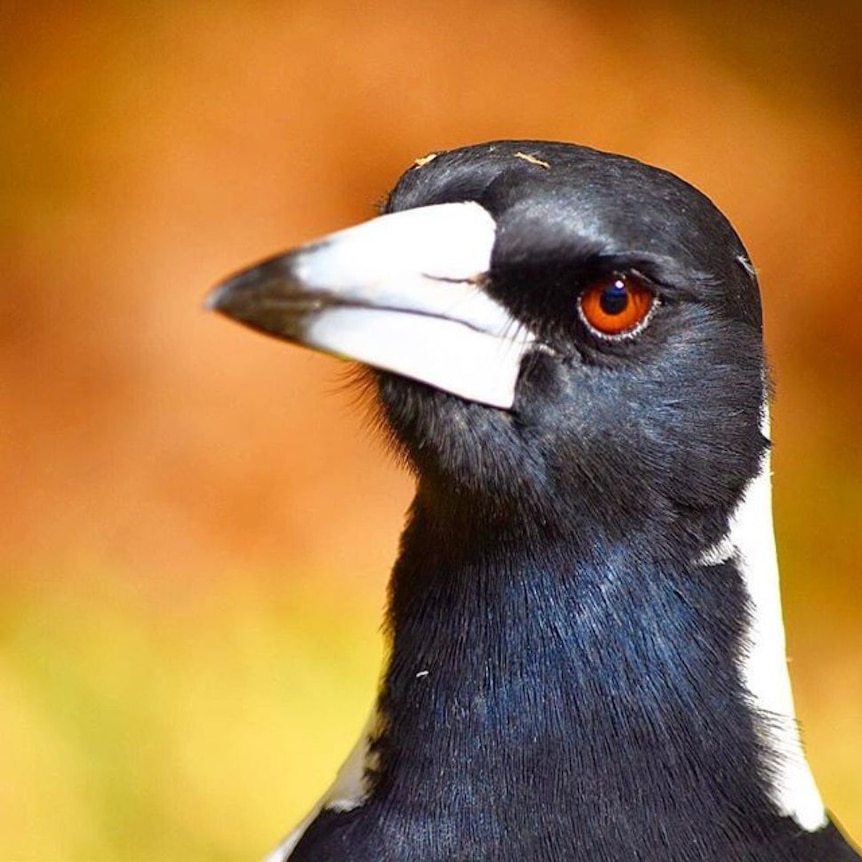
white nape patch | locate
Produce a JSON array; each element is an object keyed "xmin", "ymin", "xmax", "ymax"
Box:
[
  {"xmin": 702, "ymin": 404, "xmax": 826, "ymax": 831},
  {"xmin": 265, "ymin": 707, "xmax": 381, "ymax": 862}
]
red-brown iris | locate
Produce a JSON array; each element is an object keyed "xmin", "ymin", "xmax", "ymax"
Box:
[{"xmin": 578, "ymin": 273, "xmax": 655, "ymax": 337}]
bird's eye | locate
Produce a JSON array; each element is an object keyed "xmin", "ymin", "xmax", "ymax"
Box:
[{"xmin": 578, "ymin": 273, "xmax": 655, "ymax": 338}]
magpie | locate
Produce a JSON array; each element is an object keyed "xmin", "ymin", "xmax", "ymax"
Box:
[{"xmin": 208, "ymin": 141, "xmax": 860, "ymax": 861}]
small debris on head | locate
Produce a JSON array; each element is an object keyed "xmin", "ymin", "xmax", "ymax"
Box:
[
  {"xmin": 736, "ymin": 255, "xmax": 757, "ymax": 278},
  {"xmin": 415, "ymin": 669, "xmax": 430, "ymax": 678},
  {"xmin": 413, "ymin": 153, "xmax": 438, "ymax": 168},
  {"xmin": 514, "ymin": 152, "xmax": 551, "ymax": 169}
]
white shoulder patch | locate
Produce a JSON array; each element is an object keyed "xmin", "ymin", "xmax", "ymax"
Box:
[
  {"xmin": 701, "ymin": 405, "xmax": 826, "ymax": 831},
  {"xmin": 265, "ymin": 706, "xmax": 382, "ymax": 861}
]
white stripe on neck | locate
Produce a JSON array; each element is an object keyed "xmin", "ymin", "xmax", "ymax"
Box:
[
  {"xmin": 267, "ymin": 706, "xmax": 381, "ymax": 861},
  {"xmin": 269, "ymin": 403, "xmax": 827, "ymax": 861},
  {"xmin": 701, "ymin": 404, "xmax": 826, "ymax": 831}
]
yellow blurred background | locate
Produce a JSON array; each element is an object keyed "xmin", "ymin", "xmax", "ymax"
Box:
[{"xmin": 2, "ymin": 2, "xmax": 860, "ymax": 859}]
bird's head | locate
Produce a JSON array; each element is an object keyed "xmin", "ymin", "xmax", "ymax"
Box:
[{"xmin": 209, "ymin": 141, "xmax": 767, "ymax": 555}]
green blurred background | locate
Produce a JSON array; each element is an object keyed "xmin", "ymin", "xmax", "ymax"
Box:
[{"xmin": 2, "ymin": 2, "xmax": 860, "ymax": 859}]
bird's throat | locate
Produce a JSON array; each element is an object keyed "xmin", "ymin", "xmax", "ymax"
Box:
[{"xmin": 358, "ymin": 493, "xmax": 822, "ymax": 855}]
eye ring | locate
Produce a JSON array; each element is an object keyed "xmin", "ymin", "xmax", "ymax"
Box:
[{"xmin": 577, "ymin": 272, "xmax": 657, "ymax": 339}]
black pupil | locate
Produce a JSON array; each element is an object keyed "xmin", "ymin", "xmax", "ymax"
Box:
[{"xmin": 600, "ymin": 280, "xmax": 629, "ymax": 315}]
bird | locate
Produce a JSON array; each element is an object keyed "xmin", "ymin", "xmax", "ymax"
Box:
[{"xmin": 207, "ymin": 141, "xmax": 860, "ymax": 861}]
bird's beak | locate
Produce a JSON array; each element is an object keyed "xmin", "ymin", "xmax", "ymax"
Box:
[{"xmin": 206, "ymin": 202, "xmax": 536, "ymax": 409}]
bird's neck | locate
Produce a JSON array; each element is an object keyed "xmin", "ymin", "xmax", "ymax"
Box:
[{"xmin": 361, "ymin": 460, "xmax": 825, "ymax": 855}]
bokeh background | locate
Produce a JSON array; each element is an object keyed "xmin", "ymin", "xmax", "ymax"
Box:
[{"xmin": 2, "ymin": 2, "xmax": 860, "ymax": 859}]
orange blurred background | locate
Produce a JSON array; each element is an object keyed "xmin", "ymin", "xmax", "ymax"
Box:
[{"xmin": 2, "ymin": 2, "xmax": 860, "ymax": 859}]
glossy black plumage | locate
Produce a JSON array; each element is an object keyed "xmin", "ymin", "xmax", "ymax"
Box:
[{"xmin": 210, "ymin": 141, "xmax": 859, "ymax": 861}]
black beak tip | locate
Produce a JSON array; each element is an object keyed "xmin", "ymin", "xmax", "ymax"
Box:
[
  {"xmin": 202, "ymin": 261, "xmax": 307, "ymax": 343},
  {"xmin": 204, "ymin": 265, "xmax": 263, "ymax": 320},
  {"xmin": 204, "ymin": 279, "xmax": 234, "ymax": 315},
  {"xmin": 204, "ymin": 255, "xmax": 294, "ymax": 320}
]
